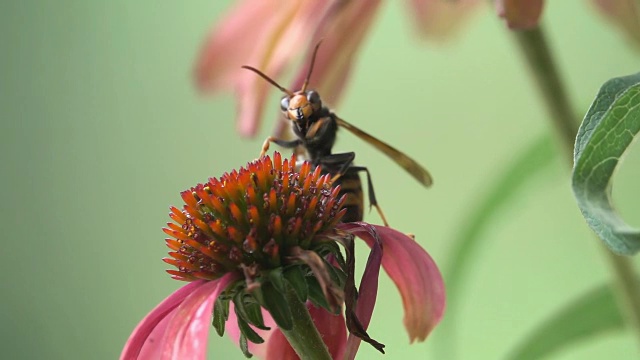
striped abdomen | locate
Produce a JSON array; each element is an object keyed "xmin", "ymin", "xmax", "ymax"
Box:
[{"xmin": 332, "ymin": 169, "xmax": 363, "ymax": 223}]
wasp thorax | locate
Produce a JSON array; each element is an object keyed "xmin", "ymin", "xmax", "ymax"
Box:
[{"xmin": 162, "ymin": 152, "xmax": 347, "ymax": 282}]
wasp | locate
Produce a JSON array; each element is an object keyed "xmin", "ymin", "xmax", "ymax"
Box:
[{"xmin": 242, "ymin": 42, "xmax": 432, "ymax": 226}]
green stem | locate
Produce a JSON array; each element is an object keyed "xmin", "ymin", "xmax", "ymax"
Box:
[
  {"xmin": 279, "ymin": 287, "xmax": 333, "ymax": 360},
  {"xmin": 513, "ymin": 28, "xmax": 578, "ymax": 156},
  {"xmin": 514, "ymin": 27, "xmax": 640, "ymax": 347}
]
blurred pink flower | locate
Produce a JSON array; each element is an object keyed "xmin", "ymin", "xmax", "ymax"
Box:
[
  {"xmin": 495, "ymin": 0, "xmax": 545, "ymax": 30},
  {"xmin": 194, "ymin": 0, "xmax": 481, "ymax": 138},
  {"xmin": 120, "ymin": 154, "xmax": 445, "ymax": 359},
  {"xmin": 496, "ymin": 0, "xmax": 640, "ymax": 46},
  {"xmin": 592, "ymin": 0, "xmax": 640, "ymax": 46}
]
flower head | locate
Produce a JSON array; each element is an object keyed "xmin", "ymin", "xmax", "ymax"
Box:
[
  {"xmin": 121, "ymin": 153, "xmax": 445, "ymax": 359},
  {"xmin": 162, "ymin": 152, "xmax": 344, "ymax": 283}
]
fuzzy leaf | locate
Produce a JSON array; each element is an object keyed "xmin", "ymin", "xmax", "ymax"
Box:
[
  {"xmin": 572, "ymin": 72, "xmax": 640, "ymax": 255},
  {"xmin": 506, "ymin": 284, "xmax": 624, "ymax": 360},
  {"xmin": 284, "ymin": 266, "xmax": 309, "ymax": 302},
  {"xmin": 306, "ymin": 276, "xmax": 332, "ymax": 312},
  {"xmin": 233, "ymin": 291, "xmax": 268, "ymax": 330},
  {"xmin": 234, "ymin": 312, "xmax": 265, "ymax": 345},
  {"xmin": 261, "ymin": 281, "xmax": 294, "ymax": 330},
  {"xmin": 239, "ymin": 333, "xmax": 253, "ymax": 358},
  {"xmin": 268, "ymin": 268, "xmax": 286, "ymax": 293},
  {"xmin": 212, "ymin": 296, "xmax": 230, "ymax": 337}
]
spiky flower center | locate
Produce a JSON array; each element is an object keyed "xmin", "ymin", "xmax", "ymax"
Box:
[{"xmin": 163, "ymin": 152, "xmax": 346, "ymax": 282}]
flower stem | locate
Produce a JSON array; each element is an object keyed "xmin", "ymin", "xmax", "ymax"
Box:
[
  {"xmin": 512, "ymin": 27, "xmax": 578, "ymax": 156},
  {"xmin": 279, "ymin": 286, "xmax": 333, "ymax": 360},
  {"xmin": 514, "ymin": 27, "xmax": 640, "ymax": 346}
]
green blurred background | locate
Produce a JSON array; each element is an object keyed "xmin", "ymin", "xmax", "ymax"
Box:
[{"xmin": 1, "ymin": 1, "xmax": 639, "ymax": 359}]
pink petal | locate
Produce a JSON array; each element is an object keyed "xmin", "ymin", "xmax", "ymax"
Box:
[
  {"xmin": 120, "ymin": 280, "xmax": 206, "ymax": 360},
  {"xmin": 194, "ymin": 0, "xmax": 277, "ymax": 92},
  {"xmin": 339, "ymin": 223, "xmax": 446, "ymax": 343},
  {"xmin": 160, "ymin": 274, "xmax": 237, "ymax": 359},
  {"xmin": 406, "ymin": 0, "xmax": 482, "ymax": 39},
  {"xmin": 342, "ymin": 224, "xmax": 383, "ymax": 360},
  {"xmin": 308, "ymin": 305, "xmax": 347, "ymax": 359},
  {"xmin": 495, "ymin": 0, "xmax": 545, "ymax": 30},
  {"xmin": 289, "ymin": 0, "xmax": 383, "ymax": 109},
  {"xmin": 591, "ymin": 0, "xmax": 640, "ymax": 46},
  {"xmin": 234, "ymin": 1, "xmax": 333, "ymax": 137},
  {"xmin": 264, "ymin": 304, "xmax": 347, "ymax": 360}
]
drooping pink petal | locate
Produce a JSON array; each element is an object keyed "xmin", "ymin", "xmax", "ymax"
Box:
[
  {"xmin": 591, "ymin": 0, "xmax": 640, "ymax": 46},
  {"xmin": 342, "ymin": 223, "xmax": 383, "ymax": 360},
  {"xmin": 234, "ymin": 1, "xmax": 333, "ymax": 137},
  {"xmin": 339, "ymin": 223, "xmax": 446, "ymax": 343},
  {"xmin": 288, "ymin": 0, "xmax": 383, "ymax": 109},
  {"xmin": 406, "ymin": 0, "xmax": 482, "ymax": 40},
  {"xmin": 495, "ymin": 0, "xmax": 545, "ymax": 30},
  {"xmin": 120, "ymin": 280, "xmax": 206, "ymax": 360},
  {"xmin": 195, "ymin": 0, "xmax": 334, "ymax": 137},
  {"xmin": 264, "ymin": 304, "xmax": 347, "ymax": 360},
  {"xmin": 194, "ymin": 0, "xmax": 278, "ymax": 92},
  {"xmin": 159, "ymin": 273, "xmax": 237, "ymax": 359}
]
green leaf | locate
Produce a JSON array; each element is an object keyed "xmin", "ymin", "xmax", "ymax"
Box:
[
  {"xmin": 239, "ymin": 334, "xmax": 253, "ymax": 358},
  {"xmin": 436, "ymin": 134, "xmax": 558, "ymax": 358},
  {"xmin": 306, "ymin": 275, "xmax": 332, "ymax": 312},
  {"xmin": 268, "ymin": 268, "xmax": 286, "ymax": 293},
  {"xmin": 212, "ymin": 296, "xmax": 230, "ymax": 337},
  {"xmin": 572, "ymin": 72, "xmax": 640, "ymax": 255},
  {"xmin": 234, "ymin": 311, "xmax": 265, "ymax": 345},
  {"xmin": 233, "ymin": 291, "xmax": 268, "ymax": 330},
  {"xmin": 284, "ymin": 266, "xmax": 309, "ymax": 302},
  {"xmin": 506, "ymin": 284, "xmax": 624, "ymax": 360},
  {"xmin": 260, "ymin": 281, "xmax": 294, "ymax": 330}
]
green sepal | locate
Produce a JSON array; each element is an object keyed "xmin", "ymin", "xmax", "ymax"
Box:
[
  {"xmin": 260, "ymin": 281, "xmax": 294, "ymax": 330},
  {"xmin": 212, "ymin": 295, "xmax": 230, "ymax": 337},
  {"xmin": 306, "ymin": 275, "xmax": 332, "ymax": 313},
  {"xmin": 233, "ymin": 290, "xmax": 269, "ymax": 330},
  {"xmin": 322, "ymin": 257, "xmax": 346, "ymax": 289},
  {"xmin": 239, "ymin": 333, "xmax": 253, "ymax": 358},
  {"xmin": 268, "ymin": 267, "xmax": 286, "ymax": 293},
  {"xmin": 284, "ymin": 265, "xmax": 309, "ymax": 302},
  {"xmin": 312, "ymin": 241, "xmax": 346, "ymax": 271},
  {"xmin": 234, "ymin": 306, "xmax": 265, "ymax": 345}
]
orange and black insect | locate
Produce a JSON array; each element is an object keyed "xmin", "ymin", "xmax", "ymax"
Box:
[{"xmin": 242, "ymin": 41, "xmax": 432, "ymax": 226}]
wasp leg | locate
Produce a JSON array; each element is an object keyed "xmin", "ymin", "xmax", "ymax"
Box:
[
  {"xmin": 318, "ymin": 152, "xmax": 356, "ymax": 184},
  {"xmin": 349, "ymin": 165, "xmax": 390, "ymax": 227},
  {"xmin": 305, "ymin": 117, "xmax": 331, "ymax": 140},
  {"xmin": 260, "ymin": 137, "xmax": 302, "ymax": 157}
]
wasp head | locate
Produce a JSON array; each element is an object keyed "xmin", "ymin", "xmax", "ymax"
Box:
[{"xmin": 280, "ymin": 90, "xmax": 322, "ymax": 123}]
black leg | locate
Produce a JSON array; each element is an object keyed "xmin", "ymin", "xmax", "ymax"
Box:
[{"xmin": 349, "ymin": 165, "xmax": 389, "ymax": 227}]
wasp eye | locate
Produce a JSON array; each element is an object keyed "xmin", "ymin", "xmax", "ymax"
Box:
[
  {"xmin": 307, "ymin": 91, "xmax": 320, "ymax": 105},
  {"xmin": 280, "ymin": 96, "xmax": 290, "ymax": 111}
]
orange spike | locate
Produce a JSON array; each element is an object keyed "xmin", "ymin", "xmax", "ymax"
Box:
[
  {"xmin": 162, "ymin": 228, "xmax": 189, "ymax": 241},
  {"xmin": 169, "ymin": 206, "xmax": 187, "ymax": 221}
]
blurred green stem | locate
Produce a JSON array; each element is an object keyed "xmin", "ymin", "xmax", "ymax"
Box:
[
  {"xmin": 279, "ymin": 286, "xmax": 332, "ymax": 360},
  {"xmin": 514, "ymin": 27, "xmax": 640, "ymax": 346}
]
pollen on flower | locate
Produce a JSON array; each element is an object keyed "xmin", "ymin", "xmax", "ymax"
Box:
[{"xmin": 162, "ymin": 152, "xmax": 346, "ymax": 282}]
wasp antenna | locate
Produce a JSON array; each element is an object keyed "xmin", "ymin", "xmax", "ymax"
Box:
[
  {"xmin": 241, "ymin": 65, "xmax": 294, "ymax": 97},
  {"xmin": 301, "ymin": 39, "xmax": 324, "ymax": 93}
]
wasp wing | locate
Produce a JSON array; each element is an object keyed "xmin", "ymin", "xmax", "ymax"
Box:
[{"xmin": 335, "ymin": 116, "xmax": 433, "ymax": 187}]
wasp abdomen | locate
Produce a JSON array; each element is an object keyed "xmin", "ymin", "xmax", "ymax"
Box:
[{"xmin": 331, "ymin": 169, "xmax": 364, "ymax": 223}]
